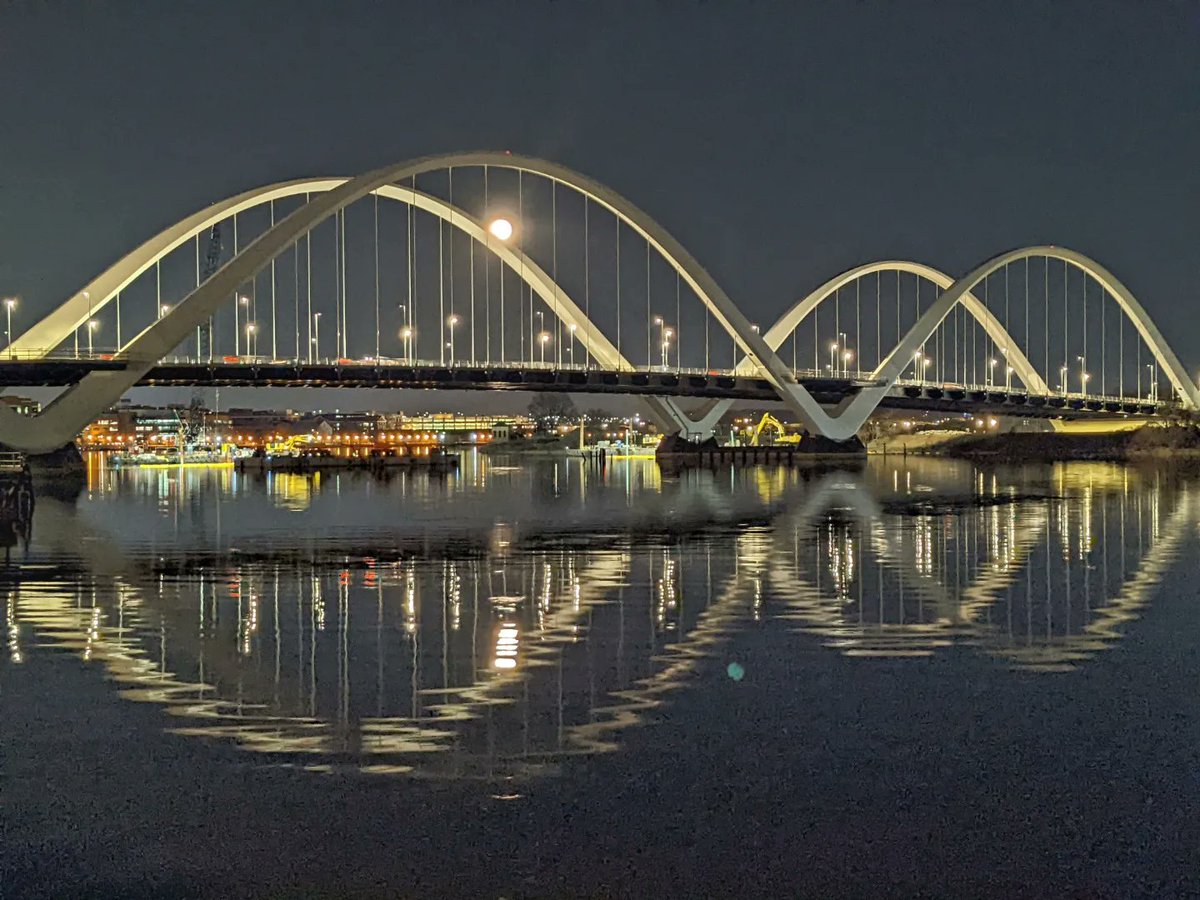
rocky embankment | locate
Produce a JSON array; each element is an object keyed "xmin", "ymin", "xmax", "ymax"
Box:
[{"xmin": 932, "ymin": 425, "xmax": 1200, "ymax": 462}]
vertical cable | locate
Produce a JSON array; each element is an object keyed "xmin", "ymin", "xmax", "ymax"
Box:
[
  {"xmin": 854, "ymin": 278, "xmax": 860, "ymax": 376},
  {"xmin": 447, "ymin": 170, "xmax": 455, "ymax": 356},
  {"xmin": 584, "ymin": 195, "xmax": 591, "ymax": 367},
  {"xmin": 373, "ymin": 193, "xmax": 380, "ymax": 359},
  {"xmin": 553, "ymin": 180, "xmax": 561, "ymax": 366},
  {"xmin": 305, "ymin": 223, "xmax": 313, "ymax": 362},
  {"xmin": 876, "ymin": 272, "xmax": 881, "ymax": 369},
  {"xmin": 293, "ymin": 238, "xmax": 300, "ymax": 360},
  {"xmin": 438, "ymin": 200, "xmax": 445, "ymax": 365},
  {"xmin": 675, "ymin": 267, "xmax": 681, "ymax": 373},
  {"xmin": 270, "ymin": 200, "xmax": 277, "ymax": 359},
  {"xmin": 615, "ymin": 217, "xmax": 622, "ymax": 367},
  {"xmin": 518, "ymin": 171, "xmax": 524, "ymax": 363},
  {"xmin": 484, "ymin": 167, "xmax": 490, "ymax": 364},
  {"xmin": 407, "ymin": 178, "xmax": 415, "ymax": 360},
  {"xmin": 645, "ymin": 240, "xmax": 650, "ymax": 368},
  {"xmin": 334, "ymin": 211, "xmax": 341, "ymax": 359},
  {"xmin": 195, "ymin": 234, "xmax": 201, "ymax": 359}
]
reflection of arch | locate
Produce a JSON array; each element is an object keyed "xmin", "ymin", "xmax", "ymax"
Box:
[{"xmin": 2, "ymin": 152, "xmax": 813, "ymax": 453}]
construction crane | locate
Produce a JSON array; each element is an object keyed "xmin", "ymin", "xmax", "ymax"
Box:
[{"xmin": 195, "ymin": 223, "xmax": 222, "ymax": 359}]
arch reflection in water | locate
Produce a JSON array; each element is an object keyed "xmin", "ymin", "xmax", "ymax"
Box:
[{"xmin": 5, "ymin": 458, "xmax": 1195, "ymax": 776}]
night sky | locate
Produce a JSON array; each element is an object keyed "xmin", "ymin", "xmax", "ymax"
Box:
[{"xmin": 1, "ymin": 1, "xmax": 1197, "ymax": 410}]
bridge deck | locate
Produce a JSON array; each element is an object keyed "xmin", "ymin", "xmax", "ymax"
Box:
[{"xmin": 0, "ymin": 360, "xmax": 1170, "ymax": 420}]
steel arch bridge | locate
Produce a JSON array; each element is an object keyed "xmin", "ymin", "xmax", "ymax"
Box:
[{"xmin": 0, "ymin": 151, "xmax": 1195, "ymax": 452}]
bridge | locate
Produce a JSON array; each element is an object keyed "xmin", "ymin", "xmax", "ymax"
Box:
[{"xmin": 0, "ymin": 151, "xmax": 1194, "ymax": 452}]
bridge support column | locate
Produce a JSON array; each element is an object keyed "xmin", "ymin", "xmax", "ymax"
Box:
[{"xmin": 643, "ymin": 397, "xmax": 731, "ymax": 442}]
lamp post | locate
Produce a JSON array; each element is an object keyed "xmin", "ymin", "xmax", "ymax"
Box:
[
  {"xmin": 1005, "ymin": 364, "xmax": 1013, "ymax": 392},
  {"xmin": 236, "ymin": 295, "xmax": 250, "ymax": 356},
  {"xmin": 446, "ymin": 314, "xmax": 459, "ymax": 365},
  {"xmin": 539, "ymin": 331, "xmax": 550, "ymax": 365},
  {"xmin": 1077, "ymin": 356, "xmax": 1088, "ymax": 396},
  {"xmin": 1147, "ymin": 362, "xmax": 1158, "ymax": 402},
  {"xmin": 535, "ymin": 311, "xmax": 544, "ymax": 366},
  {"xmin": 1059, "ymin": 364, "xmax": 1068, "ymax": 395},
  {"xmin": 988, "ymin": 358, "xmax": 997, "ymax": 388},
  {"xmin": 312, "ymin": 312, "xmax": 322, "ymax": 361},
  {"xmin": 830, "ymin": 342, "xmax": 839, "ymax": 376},
  {"xmin": 400, "ymin": 326, "xmax": 413, "ymax": 363},
  {"xmin": 568, "ymin": 323, "xmax": 577, "ymax": 367},
  {"xmin": 3, "ymin": 297, "xmax": 16, "ymax": 360},
  {"xmin": 87, "ymin": 319, "xmax": 99, "ymax": 356},
  {"xmin": 246, "ymin": 322, "xmax": 257, "ymax": 358},
  {"xmin": 661, "ymin": 328, "xmax": 674, "ymax": 369},
  {"xmin": 842, "ymin": 349, "xmax": 853, "ymax": 378}
]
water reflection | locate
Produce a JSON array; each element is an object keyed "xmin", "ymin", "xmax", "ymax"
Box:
[{"xmin": 3, "ymin": 455, "xmax": 1194, "ymax": 777}]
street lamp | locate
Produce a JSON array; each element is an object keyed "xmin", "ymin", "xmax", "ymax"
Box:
[
  {"xmin": 830, "ymin": 342, "xmax": 839, "ymax": 375},
  {"xmin": 446, "ymin": 314, "xmax": 459, "ymax": 364},
  {"xmin": 246, "ymin": 322, "xmax": 257, "ymax": 357},
  {"xmin": 3, "ymin": 297, "xmax": 16, "ymax": 360},
  {"xmin": 538, "ymin": 331, "xmax": 550, "ymax": 365},
  {"xmin": 1005, "ymin": 365, "xmax": 1014, "ymax": 392},
  {"xmin": 568, "ymin": 322, "xmax": 577, "ymax": 367},
  {"xmin": 842, "ymin": 349, "xmax": 853, "ymax": 377},
  {"xmin": 312, "ymin": 312, "xmax": 322, "ymax": 361},
  {"xmin": 87, "ymin": 319, "xmax": 99, "ymax": 356},
  {"xmin": 535, "ymin": 311, "xmax": 544, "ymax": 365},
  {"xmin": 988, "ymin": 358, "xmax": 997, "ymax": 388},
  {"xmin": 400, "ymin": 326, "xmax": 413, "ymax": 363},
  {"xmin": 159, "ymin": 303, "xmax": 171, "ymax": 319},
  {"xmin": 1059, "ymin": 364, "xmax": 1068, "ymax": 395},
  {"xmin": 1077, "ymin": 355, "xmax": 1087, "ymax": 396},
  {"xmin": 237, "ymin": 295, "xmax": 250, "ymax": 356}
]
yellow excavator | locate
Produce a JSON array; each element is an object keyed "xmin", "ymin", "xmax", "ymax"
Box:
[{"xmin": 749, "ymin": 413, "xmax": 804, "ymax": 446}]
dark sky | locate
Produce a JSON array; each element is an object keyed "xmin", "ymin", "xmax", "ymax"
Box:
[{"xmin": 1, "ymin": 1, "xmax": 1198, "ymax": 410}]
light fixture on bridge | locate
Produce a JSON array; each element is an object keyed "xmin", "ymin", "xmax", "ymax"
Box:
[
  {"xmin": 3, "ymin": 297, "xmax": 16, "ymax": 360},
  {"xmin": 488, "ymin": 218, "xmax": 514, "ymax": 241}
]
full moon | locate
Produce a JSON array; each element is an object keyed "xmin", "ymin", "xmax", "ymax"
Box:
[{"xmin": 488, "ymin": 218, "xmax": 514, "ymax": 241}]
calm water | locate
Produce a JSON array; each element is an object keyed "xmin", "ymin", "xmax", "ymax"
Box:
[{"xmin": 3, "ymin": 452, "xmax": 1199, "ymax": 897}]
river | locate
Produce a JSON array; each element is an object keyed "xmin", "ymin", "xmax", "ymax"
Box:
[{"xmin": 3, "ymin": 453, "xmax": 1198, "ymax": 897}]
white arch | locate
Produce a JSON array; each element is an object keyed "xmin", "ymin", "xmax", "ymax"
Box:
[
  {"xmin": 739, "ymin": 260, "xmax": 1051, "ymax": 394},
  {"xmin": 880, "ymin": 247, "xmax": 1199, "ymax": 409},
  {"xmin": 0, "ymin": 152, "xmax": 812, "ymax": 452}
]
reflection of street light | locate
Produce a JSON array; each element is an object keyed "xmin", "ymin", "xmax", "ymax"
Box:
[
  {"xmin": 538, "ymin": 331, "xmax": 550, "ymax": 365},
  {"xmin": 87, "ymin": 319, "xmax": 99, "ymax": 356},
  {"xmin": 3, "ymin": 297, "xmax": 16, "ymax": 360}
]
